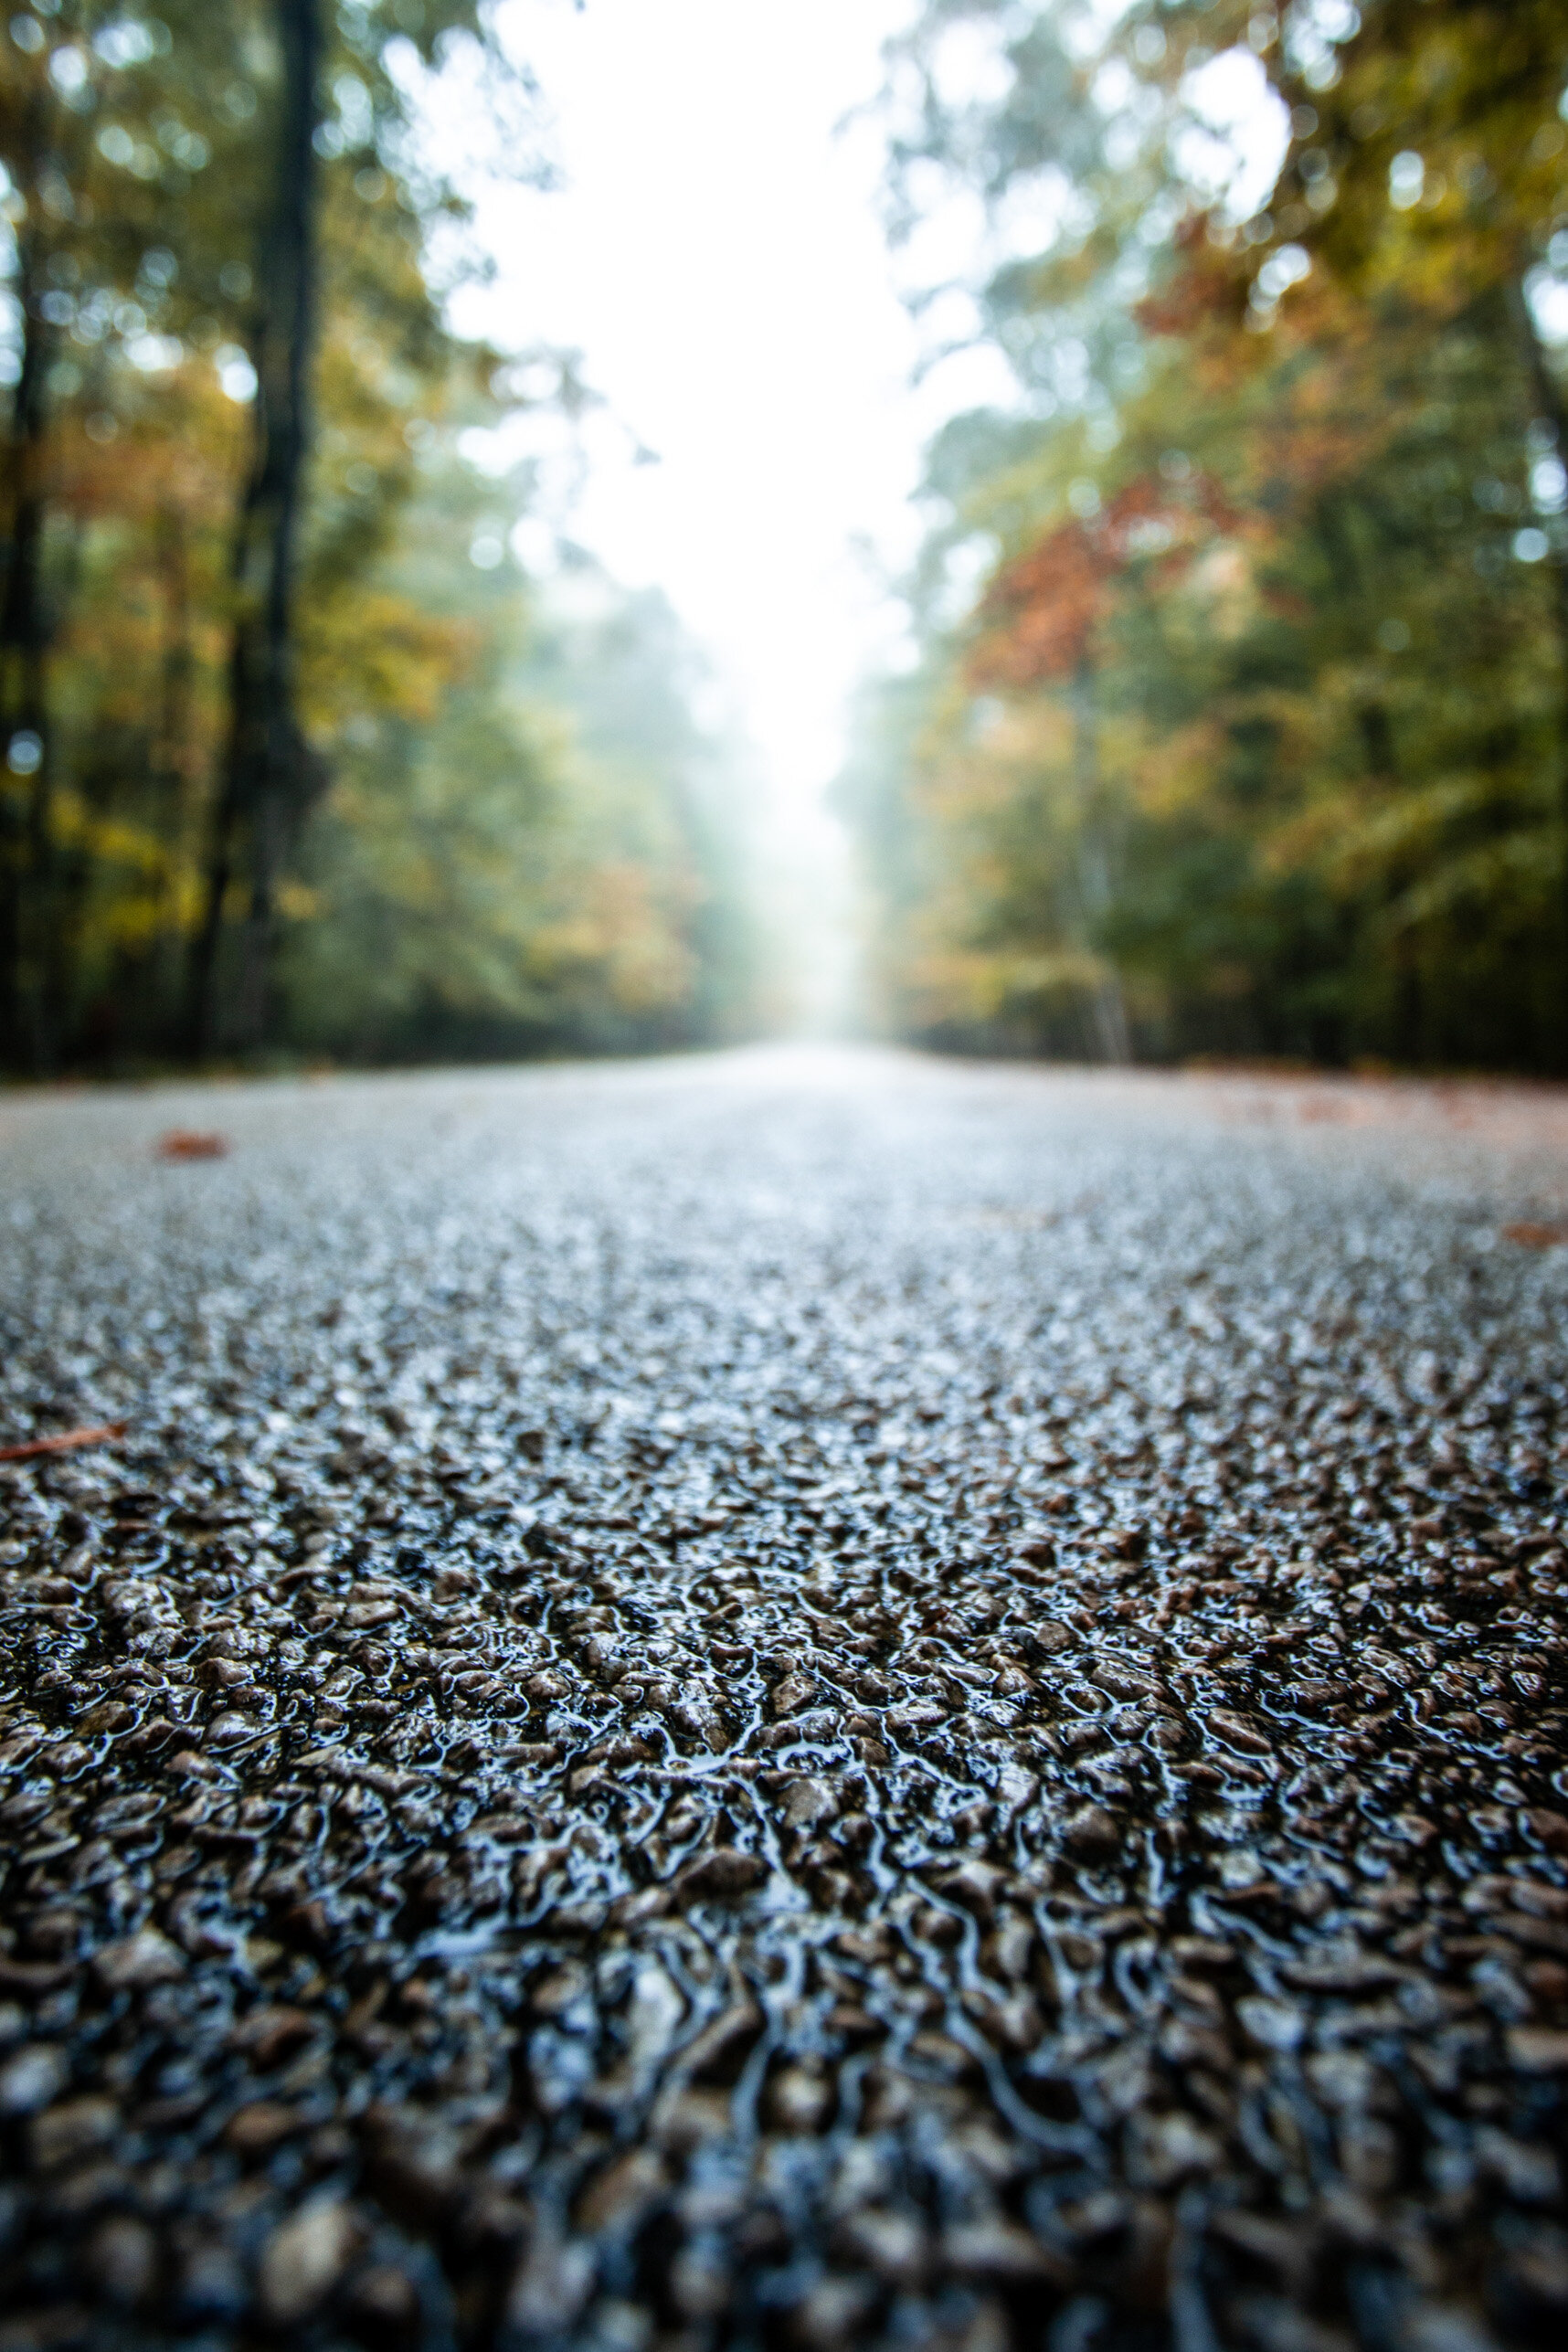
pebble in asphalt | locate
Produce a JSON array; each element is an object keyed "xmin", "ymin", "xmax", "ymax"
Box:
[{"xmin": 0, "ymin": 1045, "xmax": 1566, "ymax": 2352}]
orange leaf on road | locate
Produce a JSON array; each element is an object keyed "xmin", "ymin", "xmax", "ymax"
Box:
[
  {"xmin": 0, "ymin": 1421, "xmax": 127, "ymax": 1464},
  {"xmin": 157, "ymin": 1130, "xmax": 229, "ymax": 1160}
]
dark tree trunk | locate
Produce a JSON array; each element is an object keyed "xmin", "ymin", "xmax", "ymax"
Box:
[
  {"xmin": 1508, "ymin": 275, "xmax": 1568, "ymax": 1072},
  {"xmin": 0, "ymin": 117, "xmax": 55, "ymax": 1073},
  {"xmin": 1313, "ymin": 494, "xmax": 1425, "ymax": 1065},
  {"xmin": 1356, "ymin": 700, "xmax": 1398, "ymax": 783},
  {"xmin": 187, "ymin": 0, "xmax": 326, "ymax": 1057},
  {"xmin": 151, "ymin": 503, "xmax": 195, "ymax": 1049},
  {"xmin": 1069, "ymin": 656, "xmax": 1130, "ymax": 1065}
]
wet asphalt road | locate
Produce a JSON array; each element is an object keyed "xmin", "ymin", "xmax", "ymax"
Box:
[{"xmin": 1, "ymin": 1045, "xmax": 1566, "ymax": 2352}]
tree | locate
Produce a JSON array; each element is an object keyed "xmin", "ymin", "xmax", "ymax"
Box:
[
  {"xmin": 842, "ymin": 0, "xmax": 1568, "ymax": 1070},
  {"xmin": 186, "ymin": 0, "xmax": 541, "ymax": 1055},
  {"xmin": 1200, "ymin": 0, "xmax": 1568, "ymax": 1044},
  {"xmin": 185, "ymin": 0, "xmax": 323, "ymax": 1053},
  {"xmin": 1, "ymin": 1, "xmax": 264, "ymax": 1064},
  {"xmin": 0, "ymin": 1, "xmax": 767, "ymax": 1073}
]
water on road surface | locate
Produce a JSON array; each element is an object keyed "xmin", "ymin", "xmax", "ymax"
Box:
[{"xmin": 1, "ymin": 1047, "xmax": 1566, "ymax": 2351}]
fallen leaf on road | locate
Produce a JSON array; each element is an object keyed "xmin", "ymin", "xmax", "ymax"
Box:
[
  {"xmin": 0, "ymin": 1420, "xmax": 126, "ymax": 1463},
  {"xmin": 157, "ymin": 1128, "xmax": 229, "ymax": 1160},
  {"xmin": 1503, "ymin": 1220, "xmax": 1568, "ymax": 1247}
]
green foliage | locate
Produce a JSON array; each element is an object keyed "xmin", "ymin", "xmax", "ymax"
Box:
[
  {"xmin": 284, "ymin": 462, "xmax": 761, "ymax": 1060},
  {"xmin": 1, "ymin": 3, "xmax": 759, "ymax": 1070},
  {"xmin": 846, "ymin": 0, "xmax": 1568, "ymax": 1070}
]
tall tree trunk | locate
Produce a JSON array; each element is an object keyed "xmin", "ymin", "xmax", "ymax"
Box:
[
  {"xmin": 1314, "ymin": 493, "xmax": 1421, "ymax": 1065},
  {"xmin": 0, "ymin": 112, "xmax": 55, "ymax": 1074},
  {"xmin": 1508, "ymin": 274, "xmax": 1568, "ymax": 1073},
  {"xmin": 1069, "ymin": 656, "xmax": 1130, "ymax": 1065},
  {"xmin": 152, "ymin": 502, "xmax": 195, "ymax": 1049},
  {"xmin": 187, "ymin": 0, "xmax": 325, "ymax": 1057}
]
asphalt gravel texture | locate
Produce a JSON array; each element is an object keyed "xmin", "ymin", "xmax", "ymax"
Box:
[{"xmin": 1, "ymin": 1045, "xmax": 1566, "ymax": 2352}]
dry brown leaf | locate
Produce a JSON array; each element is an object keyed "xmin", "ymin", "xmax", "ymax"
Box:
[
  {"xmin": 157, "ymin": 1129, "xmax": 229, "ymax": 1160},
  {"xmin": 0, "ymin": 1420, "xmax": 127, "ymax": 1463}
]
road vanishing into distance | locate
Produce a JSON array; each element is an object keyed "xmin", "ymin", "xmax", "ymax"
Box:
[{"xmin": 1, "ymin": 1045, "xmax": 1566, "ymax": 2352}]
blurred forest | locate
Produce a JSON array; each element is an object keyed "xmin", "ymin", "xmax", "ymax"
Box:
[
  {"xmin": 9, "ymin": 4, "xmax": 1567, "ymax": 1084},
  {"xmin": 0, "ymin": 2, "xmax": 762, "ymax": 1075},
  {"xmin": 843, "ymin": 0, "xmax": 1568, "ymax": 1073}
]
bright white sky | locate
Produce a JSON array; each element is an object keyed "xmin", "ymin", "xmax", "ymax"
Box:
[
  {"xmin": 427, "ymin": 1, "xmax": 1287, "ymax": 1022},
  {"xmin": 445, "ymin": 0, "xmax": 1012, "ymax": 854}
]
